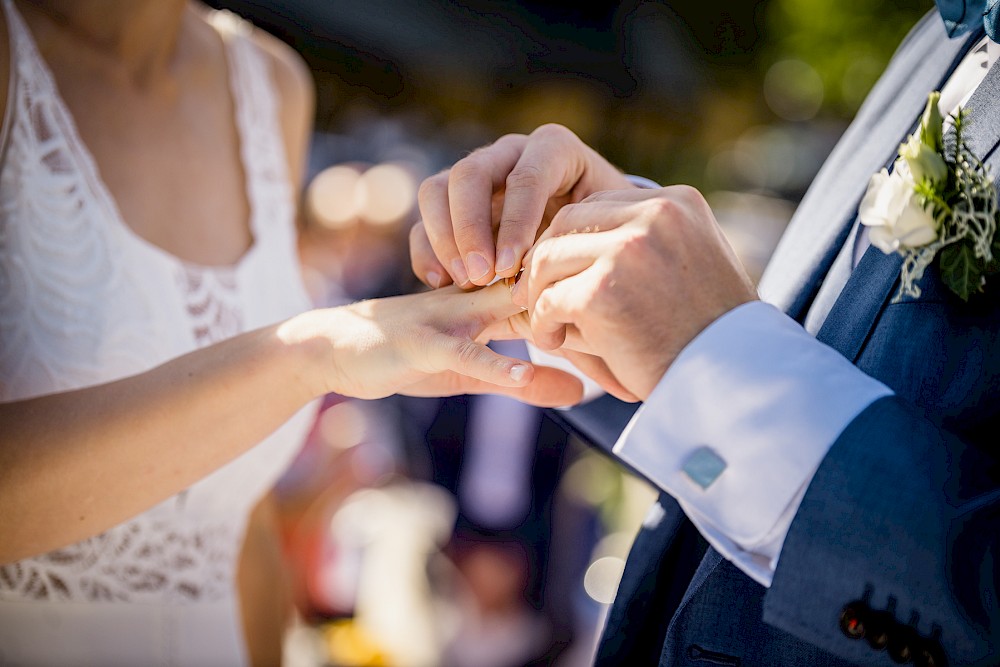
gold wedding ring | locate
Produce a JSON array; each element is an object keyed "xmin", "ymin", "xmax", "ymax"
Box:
[{"xmin": 503, "ymin": 268, "xmax": 523, "ymax": 292}]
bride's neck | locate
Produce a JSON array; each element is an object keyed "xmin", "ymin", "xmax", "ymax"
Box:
[{"xmin": 19, "ymin": 0, "xmax": 192, "ymax": 82}]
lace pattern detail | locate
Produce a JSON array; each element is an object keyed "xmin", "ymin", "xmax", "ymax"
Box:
[
  {"xmin": 0, "ymin": 517, "xmax": 235, "ymax": 603},
  {"xmin": 0, "ymin": 1, "xmax": 302, "ymax": 610},
  {"xmin": 178, "ymin": 264, "xmax": 243, "ymax": 346},
  {"xmin": 0, "ymin": 2, "xmax": 158, "ymax": 400}
]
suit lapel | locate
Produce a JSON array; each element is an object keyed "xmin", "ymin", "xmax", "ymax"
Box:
[
  {"xmin": 960, "ymin": 51, "xmax": 1000, "ymax": 161},
  {"xmin": 816, "ymin": 54, "xmax": 1000, "ymax": 359},
  {"xmin": 758, "ymin": 16, "xmax": 981, "ymax": 321}
]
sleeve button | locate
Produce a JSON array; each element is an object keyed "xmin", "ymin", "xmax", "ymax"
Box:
[
  {"xmin": 839, "ymin": 602, "xmax": 868, "ymax": 640},
  {"xmin": 887, "ymin": 626, "xmax": 918, "ymax": 664},
  {"xmin": 865, "ymin": 611, "xmax": 892, "ymax": 651}
]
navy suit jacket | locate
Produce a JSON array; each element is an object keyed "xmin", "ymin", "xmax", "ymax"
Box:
[{"xmin": 563, "ymin": 13, "xmax": 1000, "ymax": 667}]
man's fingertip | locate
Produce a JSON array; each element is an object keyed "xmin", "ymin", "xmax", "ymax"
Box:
[
  {"xmin": 450, "ymin": 258, "xmax": 470, "ymax": 286},
  {"xmin": 466, "ymin": 252, "xmax": 492, "ymax": 283},
  {"xmin": 495, "ymin": 247, "xmax": 517, "ymax": 274}
]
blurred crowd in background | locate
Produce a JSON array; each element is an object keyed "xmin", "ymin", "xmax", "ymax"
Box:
[{"xmin": 202, "ymin": 1, "xmax": 930, "ymax": 665}]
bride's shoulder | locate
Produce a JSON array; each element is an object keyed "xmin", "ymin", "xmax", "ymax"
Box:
[
  {"xmin": 247, "ymin": 25, "xmax": 314, "ymax": 124},
  {"xmin": 200, "ymin": 6, "xmax": 314, "ymax": 186},
  {"xmin": 201, "ymin": 10, "xmax": 316, "ymax": 186},
  {"xmin": 201, "ymin": 8, "xmax": 313, "ymax": 116}
]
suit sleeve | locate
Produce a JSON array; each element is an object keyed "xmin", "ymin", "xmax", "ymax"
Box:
[
  {"xmin": 763, "ymin": 395, "xmax": 1000, "ymax": 666},
  {"xmin": 615, "ymin": 300, "xmax": 999, "ymax": 665}
]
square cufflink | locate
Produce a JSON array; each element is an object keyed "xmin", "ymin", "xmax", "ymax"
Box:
[{"xmin": 682, "ymin": 446, "xmax": 727, "ymax": 490}]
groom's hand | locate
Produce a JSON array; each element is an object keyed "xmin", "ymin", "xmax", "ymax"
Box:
[
  {"xmin": 410, "ymin": 124, "xmax": 634, "ymax": 289},
  {"xmin": 517, "ymin": 186, "xmax": 758, "ymax": 400}
]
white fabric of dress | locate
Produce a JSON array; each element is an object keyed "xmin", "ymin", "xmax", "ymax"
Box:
[{"xmin": 0, "ymin": 3, "xmax": 316, "ymax": 665}]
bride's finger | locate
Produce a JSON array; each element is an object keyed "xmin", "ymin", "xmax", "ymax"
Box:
[
  {"xmin": 402, "ymin": 365, "xmax": 584, "ymax": 407},
  {"xmin": 437, "ymin": 281, "xmax": 523, "ymax": 338},
  {"xmin": 426, "ymin": 332, "xmax": 536, "ymax": 386},
  {"xmin": 477, "ymin": 310, "xmax": 531, "ymax": 343}
]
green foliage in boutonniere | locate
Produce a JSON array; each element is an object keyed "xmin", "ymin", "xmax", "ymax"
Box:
[{"xmin": 859, "ymin": 91, "xmax": 1000, "ymax": 301}]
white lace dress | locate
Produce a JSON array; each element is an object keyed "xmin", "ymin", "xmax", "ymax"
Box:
[{"xmin": 0, "ymin": 3, "xmax": 317, "ymax": 665}]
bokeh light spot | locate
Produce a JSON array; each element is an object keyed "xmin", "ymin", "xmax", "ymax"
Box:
[
  {"xmin": 307, "ymin": 165, "xmax": 365, "ymax": 230},
  {"xmin": 763, "ymin": 58, "xmax": 824, "ymax": 122}
]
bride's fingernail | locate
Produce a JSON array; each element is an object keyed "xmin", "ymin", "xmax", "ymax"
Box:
[
  {"xmin": 426, "ymin": 271, "xmax": 442, "ymax": 288},
  {"xmin": 509, "ymin": 364, "xmax": 528, "ymax": 382}
]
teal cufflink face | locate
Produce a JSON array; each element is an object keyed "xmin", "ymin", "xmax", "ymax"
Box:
[{"xmin": 682, "ymin": 446, "xmax": 727, "ymax": 490}]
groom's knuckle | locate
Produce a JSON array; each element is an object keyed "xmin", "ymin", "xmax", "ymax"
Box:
[
  {"xmin": 533, "ymin": 295, "xmax": 557, "ymax": 323},
  {"xmin": 618, "ymin": 232, "xmax": 650, "ymax": 261},
  {"xmin": 452, "ymin": 215, "xmax": 483, "ymax": 241},
  {"xmin": 532, "ymin": 123, "xmax": 574, "ymax": 144},
  {"xmin": 498, "ymin": 212, "xmax": 536, "ymax": 238},
  {"xmin": 531, "ymin": 244, "xmax": 552, "ymax": 273},
  {"xmin": 550, "ymin": 202, "xmax": 580, "ymax": 234},
  {"xmin": 506, "ymin": 164, "xmax": 544, "ymax": 193},
  {"xmin": 493, "ymin": 133, "xmax": 527, "ymax": 150},
  {"xmin": 450, "ymin": 158, "xmax": 484, "ymax": 186},
  {"xmin": 581, "ymin": 189, "xmax": 611, "ymax": 203},
  {"xmin": 671, "ymin": 183, "xmax": 705, "ymax": 207},
  {"xmin": 591, "ymin": 266, "xmax": 619, "ymax": 299},
  {"xmin": 418, "ymin": 173, "xmax": 447, "ymax": 205},
  {"xmin": 645, "ymin": 195, "xmax": 680, "ymax": 222}
]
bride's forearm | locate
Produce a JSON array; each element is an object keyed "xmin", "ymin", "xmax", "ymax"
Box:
[
  {"xmin": 0, "ymin": 285, "xmax": 578, "ymax": 564},
  {"xmin": 0, "ymin": 318, "xmax": 327, "ymax": 564}
]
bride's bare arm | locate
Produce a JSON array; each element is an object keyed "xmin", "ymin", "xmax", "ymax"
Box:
[{"xmin": 0, "ymin": 284, "xmax": 582, "ymax": 563}]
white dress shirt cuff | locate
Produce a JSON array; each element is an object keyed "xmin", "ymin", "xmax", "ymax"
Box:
[{"xmin": 612, "ymin": 301, "xmax": 892, "ymax": 582}]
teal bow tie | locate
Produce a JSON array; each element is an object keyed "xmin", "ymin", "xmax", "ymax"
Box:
[{"xmin": 937, "ymin": 0, "xmax": 1000, "ymax": 39}]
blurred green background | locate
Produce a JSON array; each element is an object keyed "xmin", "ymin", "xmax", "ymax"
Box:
[{"xmin": 212, "ymin": 0, "xmax": 933, "ymax": 201}]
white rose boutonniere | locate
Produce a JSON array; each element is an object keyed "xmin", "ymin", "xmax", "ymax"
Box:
[
  {"xmin": 859, "ymin": 165, "xmax": 940, "ymax": 252},
  {"xmin": 860, "ymin": 91, "xmax": 1000, "ymax": 301}
]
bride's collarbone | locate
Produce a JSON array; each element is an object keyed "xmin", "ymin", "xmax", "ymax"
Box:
[
  {"xmin": 58, "ymin": 77, "xmax": 254, "ymax": 267},
  {"xmin": 22, "ymin": 5, "xmax": 254, "ymax": 266}
]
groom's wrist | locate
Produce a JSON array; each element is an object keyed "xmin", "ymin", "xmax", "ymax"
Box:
[{"xmin": 613, "ymin": 301, "xmax": 893, "ymax": 545}]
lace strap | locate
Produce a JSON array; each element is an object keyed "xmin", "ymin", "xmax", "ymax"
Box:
[
  {"xmin": 0, "ymin": 0, "xmax": 19, "ymax": 174},
  {"xmin": 209, "ymin": 10, "xmax": 293, "ymax": 242}
]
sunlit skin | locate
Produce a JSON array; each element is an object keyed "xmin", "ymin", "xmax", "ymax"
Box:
[
  {"xmin": 411, "ymin": 124, "xmax": 758, "ymax": 401},
  {"xmin": 0, "ymin": 3, "xmax": 583, "ymax": 663}
]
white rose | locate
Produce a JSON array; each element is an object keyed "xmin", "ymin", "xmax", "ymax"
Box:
[
  {"xmin": 899, "ymin": 133, "xmax": 947, "ymax": 184},
  {"xmin": 859, "ymin": 166, "xmax": 939, "ymax": 253}
]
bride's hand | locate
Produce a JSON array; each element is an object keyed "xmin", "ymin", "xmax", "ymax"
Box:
[{"xmin": 279, "ymin": 282, "xmax": 584, "ymax": 407}]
